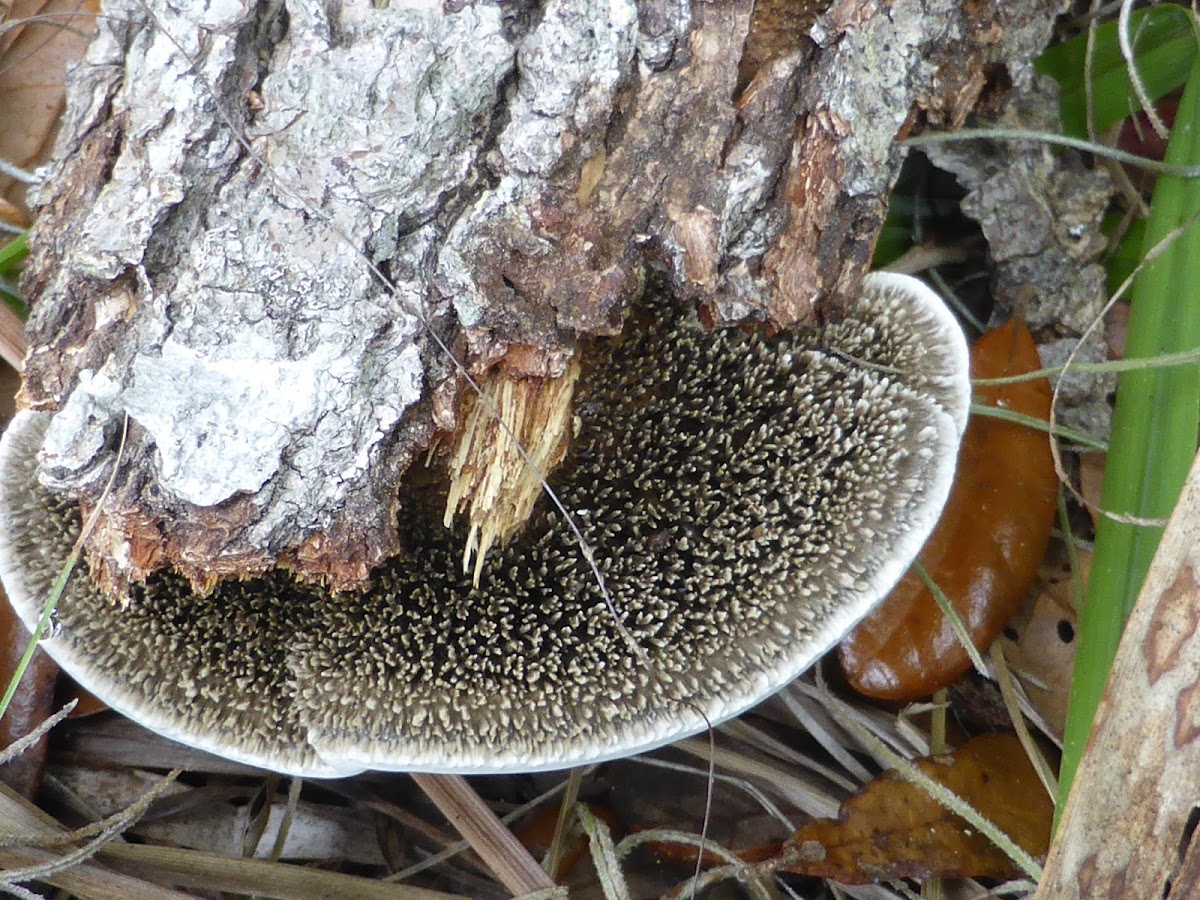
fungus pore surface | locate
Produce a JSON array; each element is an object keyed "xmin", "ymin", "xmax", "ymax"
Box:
[{"xmin": 0, "ymin": 273, "xmax": 969, "ymax": 776}]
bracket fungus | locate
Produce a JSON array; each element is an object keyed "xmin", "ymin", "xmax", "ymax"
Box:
[{"xmin": 0, "ymin": 273, "xmax": 969, "ymax": 776}]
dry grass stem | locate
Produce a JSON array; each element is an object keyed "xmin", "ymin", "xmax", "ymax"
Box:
[
  {"xmin": 267, "ymin": 776, "xmax": 302, "ymax": 861},
  {"xmin": 0, "ymin": 772, "xmax": 191, "ymax": 899},
  {"xmin": 633, "ymin": 754, "xmax": 796, "ymax": 830},
  {"xmin": 0, "ymin": 844, "xmax": 193, "ymax": 900},
  {"xmin": 385, "ymin": 775, "xmax": 577, "ymax": 884},
  {"xmin": 673, "ymin": 737, "xmax": 841, "ymax": 820},
  {"xmin": 410, "ymin": 773, "xmax": 556, "ymax": 896},
  {"xmin": 99, "ymin": 842, "xmax": 461, "ymax": 900},
  {"xmin": 577, "ymin": 803, "xmax": 629, "ymax": 900},
  {"xmin": 990, "ymin": 644, "xmax": 1058, "ymax": 799},
  {"xmin": 1117, "ymin": 0, "xmax": 1169, "ymax": 138},
  {"xmin": 0, "ymin": 700, "xmax": 74, "ymax": 769},
  {"xmin": 718, "ymin": 717, "xmax": 859, "ymax": 792},
  {"xmin": 542, "ymin": 766, "xmax": 582, "ymax": 880},
  {"xmin": 776, "ymin": 689, "xmax": 874, "ymax": 783}
]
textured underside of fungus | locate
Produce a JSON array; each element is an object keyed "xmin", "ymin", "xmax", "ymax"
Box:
[{"xmin": 0, "ymin": 273, "xmax": 969, "ymax": 776}]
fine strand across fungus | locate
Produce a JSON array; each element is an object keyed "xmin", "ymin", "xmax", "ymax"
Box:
[{"xmin": 0, "ymin": 272, "xmax": 970, "ymax": 776}]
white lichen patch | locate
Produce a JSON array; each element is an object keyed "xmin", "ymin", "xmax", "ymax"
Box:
[{"xmin": 37, "ymin": 0, "xmax": 512, "ymax": 543}]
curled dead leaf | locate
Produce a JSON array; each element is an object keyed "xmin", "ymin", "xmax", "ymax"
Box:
[{"xmin": 775, "ymin": 731, "xmax": 1053, "ymax": 885}]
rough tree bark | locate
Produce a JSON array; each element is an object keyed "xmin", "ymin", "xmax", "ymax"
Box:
[{"xmin": 19, "ymin": 0, "xmax": 1064, "ymax": 591}]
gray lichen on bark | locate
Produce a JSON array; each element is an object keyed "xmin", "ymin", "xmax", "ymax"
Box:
[
  {"xmin": 437, "ymin": 0, "xmax": 642, "ymax": 344},
  {"xmin": 922, "ymin": 78, "xmax": 1114, "ymax": 440},
  {"xmin": 27, "ymin": 0, "xmax": 521, "ymax": 587},
  {"xmin": 17, "ymin": 0, "xmax": 1068, "ymax": 590}
]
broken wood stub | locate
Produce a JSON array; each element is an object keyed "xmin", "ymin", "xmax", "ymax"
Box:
[
  {"xmin": 1036, "ymin": 451, "xmax": 1200, "ymax": 900},
  {"xmin": 18, "ymin": 0, "xmax": 1063, "ymax": 591}
]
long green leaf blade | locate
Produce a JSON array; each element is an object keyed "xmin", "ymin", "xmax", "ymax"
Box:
[
  {"xmin": 1058, "ymin": 52, "xmax": 1200, "ymax": 819},
  {"xmin": 1037, "ymin": 5, "xmax": 1197, "ymax": 138}
]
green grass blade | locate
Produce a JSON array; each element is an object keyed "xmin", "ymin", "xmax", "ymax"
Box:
[
  {"xmin": 0, "ymin": 231, "xmax": 26, "ymax": 275},
  {"xmin": 1057, "ymin": 51, "xmax": 1200, "ymax": 823},
  {"xmin": 1104, "ymin": 215, "xmax": 1146, "ymax": 297},
  {"xmin": 0, "ymin": 231, "xmax": 27, "ymax": 319},
  {"xmin": 1036, "ymin": 5, "xmax": 1197, "ymax": 138},
  {"xmin": 0, "ymin": 561, "xmax": 73, "ymax": 722}
]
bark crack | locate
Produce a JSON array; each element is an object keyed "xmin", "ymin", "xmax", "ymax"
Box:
[{"xmin": 17, "ymin": 0, "xmax": 1065, "ymax": 591}]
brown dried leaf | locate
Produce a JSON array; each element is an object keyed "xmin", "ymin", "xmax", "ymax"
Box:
[
  {"xmin": 777, "ymin": 732, "xmax": 1052, "ymax": 884},
  {"xmin": 0, "ymin": 583, "xmax": 58, "ymax": 797},
  {"xmin": 56, "ymin": 676, "xmax": 108, "ymax": 717},
  {"xmin": 0, "ymin": 0, "xmax": 98, "ymax": 213},
  {"xmin": 999, "ymin": 549, "xmax": 1088, "ymax": 738}
]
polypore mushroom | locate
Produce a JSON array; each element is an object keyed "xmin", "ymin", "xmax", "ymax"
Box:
[{"xmin": 0, "ymin": 273, "xmax": 969, "ymax": 776}]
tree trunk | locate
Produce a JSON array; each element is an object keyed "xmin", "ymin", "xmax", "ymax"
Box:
[{"xmin": 19, "ymin": 0, "xmax": 1064, "ymax": 591}]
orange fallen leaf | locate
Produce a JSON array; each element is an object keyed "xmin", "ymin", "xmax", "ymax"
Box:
[
  {"xmin": 840, "ymin": 317, "xmax": 1058, "ymax": 700},
  {"xmin": 774, "ymin": 732, "xmax": 1052, "ymax": 884}
]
